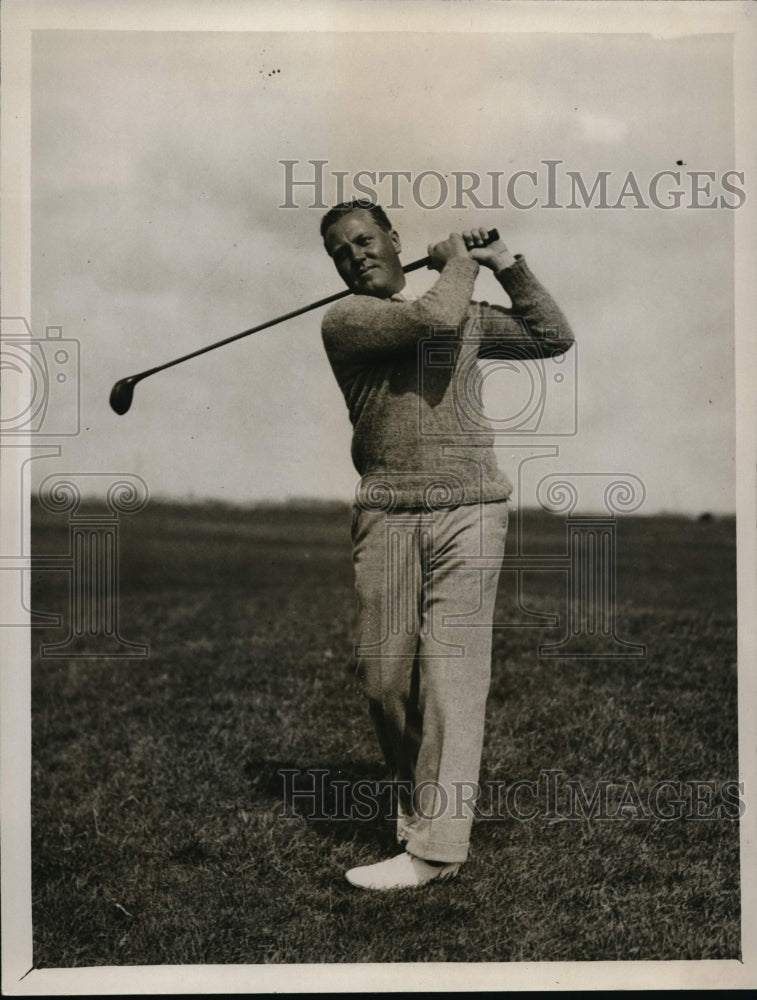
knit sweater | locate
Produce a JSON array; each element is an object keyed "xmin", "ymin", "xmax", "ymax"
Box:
[{"xmin": 321, "ymin": 255, "xmax": 575, "ymax": 511}]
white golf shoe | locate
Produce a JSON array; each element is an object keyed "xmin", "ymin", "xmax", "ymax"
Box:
[{"xmin": 345, "ymin": 851, "xmax": 460, "ymax": 890}]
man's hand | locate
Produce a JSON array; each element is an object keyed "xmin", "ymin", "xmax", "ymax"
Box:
[
  {"xmin": 426, "ymin": 233, "xmax": 475, "ymax": 272},
  {"xmin": 427, "ymin": 229, "xmax": 516, "ymax": 273},
  {"xmin": 463, "ymin": 227, "xmax": 516, "ymax": 271}
]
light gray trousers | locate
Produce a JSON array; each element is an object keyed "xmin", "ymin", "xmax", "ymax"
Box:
[{"xmin": 351, "ymin": 500, "xmax": 509, "ymax": 863}]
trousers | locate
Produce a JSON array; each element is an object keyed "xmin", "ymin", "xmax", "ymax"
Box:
[{"xmin": 351, "ymin": 499, "xmax": 509, "ymax": 863}]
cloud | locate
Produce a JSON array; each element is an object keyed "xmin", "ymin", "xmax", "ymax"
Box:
[{"xmin": 576, "ymin": 110, "xmax": 629, "ymax": 145}]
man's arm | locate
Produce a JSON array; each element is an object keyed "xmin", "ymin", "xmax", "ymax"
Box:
[
  {"xmin": 466, "ymin": 227, "xmax": 575, "ymax": 359},
  {"xmin": 321, "ymin": 234, "xmax": 478, "ymax": 363}
]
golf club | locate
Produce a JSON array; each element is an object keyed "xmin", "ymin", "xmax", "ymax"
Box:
[{"xmin": 109, "ymin": 228, "xmax": 500, "ymax": 415}]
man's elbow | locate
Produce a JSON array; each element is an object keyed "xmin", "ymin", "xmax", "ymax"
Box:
[
  {"xmin": 542, "ymin": 314, "xmax": 576, "ymax": 354},
  {"xmin": 550, "ymin": 330, "xmax": 575, "ymax": 355}
]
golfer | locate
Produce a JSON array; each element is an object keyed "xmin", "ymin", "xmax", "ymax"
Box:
[{"xmin": 320, "ymin": 199, "xmax": 574, "ymax": 890}]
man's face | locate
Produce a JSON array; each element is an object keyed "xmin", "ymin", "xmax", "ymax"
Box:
[{"xmin": 324, "ymin": 210, "xmax": 405, "ymax": 298}]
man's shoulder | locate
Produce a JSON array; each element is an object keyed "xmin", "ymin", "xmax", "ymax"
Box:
[
  {"xmin": 321, "ymin": 293, "xmax": 386, "ymax": 338},
  {"xmin": 324, "ymin": 292, "xmax": 385, "ymax": 316}
]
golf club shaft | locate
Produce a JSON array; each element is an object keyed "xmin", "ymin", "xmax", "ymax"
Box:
[{"xmin": 110, "ymin": 228, "xmax": 499, "ymax": 410}]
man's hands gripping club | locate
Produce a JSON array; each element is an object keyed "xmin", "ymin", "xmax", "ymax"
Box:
[{"xmin": 427, "ymin": 228, "xmax": 516, "ymax": 274}]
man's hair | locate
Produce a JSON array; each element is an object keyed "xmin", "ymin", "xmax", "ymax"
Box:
[{"xmin": 320, "ymin": 199, "xmax": 393, "ymax": 241}]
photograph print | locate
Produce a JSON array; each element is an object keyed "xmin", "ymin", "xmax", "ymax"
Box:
[{"xmin": 2, "ymin": 0, "xmax": 755, "ymax": 993}]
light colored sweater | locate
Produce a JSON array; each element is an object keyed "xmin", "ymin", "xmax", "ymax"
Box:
[{"xmin": 321, "ymin": 255, "xmax": 575, "ymax": 510}]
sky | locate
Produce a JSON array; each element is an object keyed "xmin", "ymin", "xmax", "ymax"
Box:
[{"xmin": 25, "ymin": 25, "xmax": 738, "ymax": 514}]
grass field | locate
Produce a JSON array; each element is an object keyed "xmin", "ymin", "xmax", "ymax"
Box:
[{"xmin": 30, "ymin": 499, "xmax": 739, "ymax": 966}]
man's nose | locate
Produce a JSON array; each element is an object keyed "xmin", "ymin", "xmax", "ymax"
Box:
[{"xmin": 350, "ymin": 245, "xmax": 366, "ymax": 264}]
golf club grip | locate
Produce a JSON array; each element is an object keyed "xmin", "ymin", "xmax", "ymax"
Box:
[{"xmin": 402, "ymin": 228, "xmax": 500, "ymax": 274}]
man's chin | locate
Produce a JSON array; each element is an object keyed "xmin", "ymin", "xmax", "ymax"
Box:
[{"xmin": 353, "ymin": 276, "xmax": 390, "ymax": 298}]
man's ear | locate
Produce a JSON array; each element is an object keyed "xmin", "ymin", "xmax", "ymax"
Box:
[{"xmin": 391, "ymin": 229, "xmax": 401, "ymax": 254}]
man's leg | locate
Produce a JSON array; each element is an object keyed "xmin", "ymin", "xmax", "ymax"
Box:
[
  {"xmin": 402, "ymin": 500, "xmax": 509, "ymax": 865},
  {"xmin": 347, "ymin": 500, "xmax": 509, "ymax": 888},
  {"xmin": 351, "ymin": 505, "xmax": 422, "ymax": 814}
]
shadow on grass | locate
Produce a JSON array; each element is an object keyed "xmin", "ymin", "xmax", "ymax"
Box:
[{"xmin": 244, "ymin": 755, "xmax": 400, "ymax": 852}]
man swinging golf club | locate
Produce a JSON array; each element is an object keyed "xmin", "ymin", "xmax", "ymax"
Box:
[{"xmin": 320, "ymin": 199, "xmax": 575, "ymax": 890}]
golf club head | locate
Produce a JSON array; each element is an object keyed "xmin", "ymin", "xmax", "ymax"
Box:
[{"xmin": 109, "ymin": 376, "xmax": 137, "ymax": 415}]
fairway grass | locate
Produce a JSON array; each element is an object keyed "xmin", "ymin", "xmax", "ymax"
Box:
[{"xmin": 30, "ymin": 501, "xmax": 739, "ymax": 965}]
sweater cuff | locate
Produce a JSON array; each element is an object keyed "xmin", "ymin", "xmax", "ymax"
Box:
[{"xmin": 493, "ymin": 254, "xmax": 534, "ymax": 295}]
